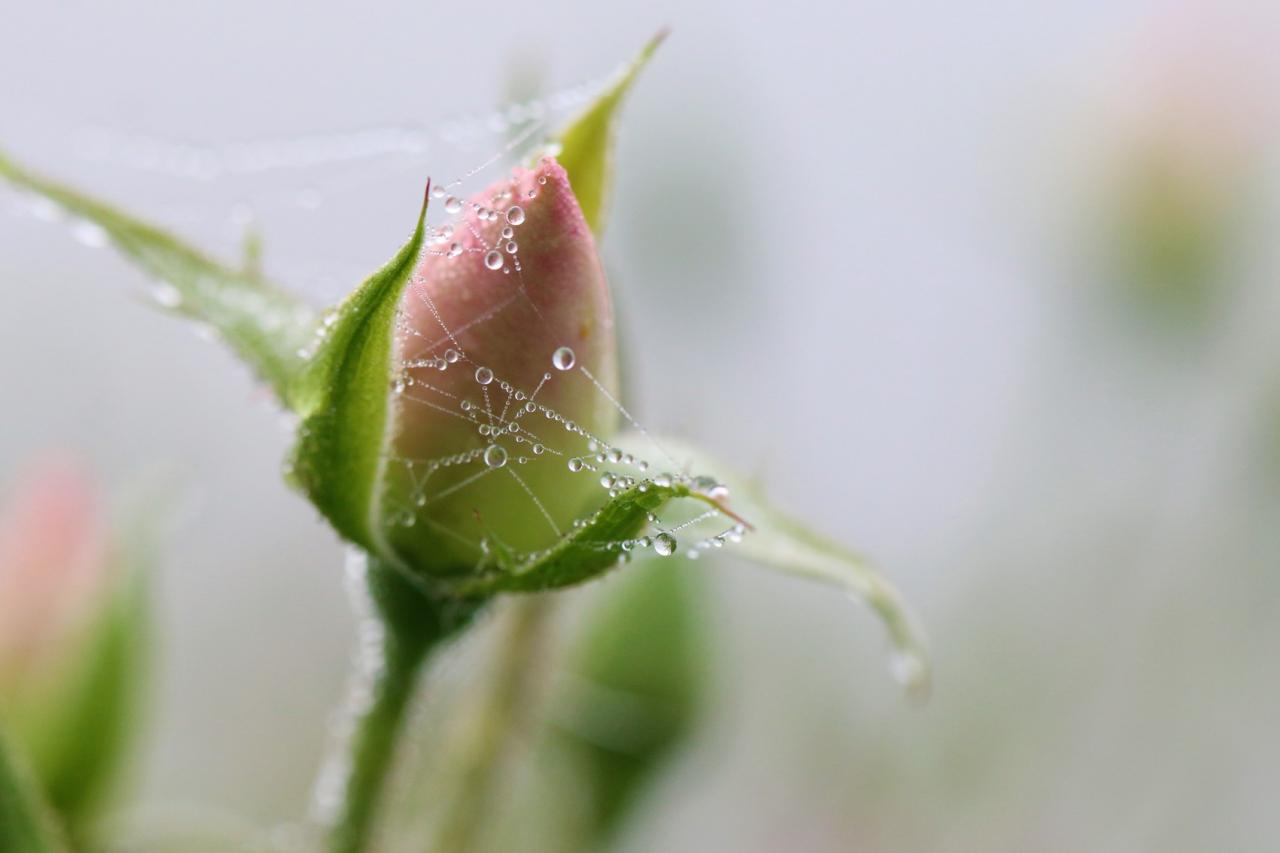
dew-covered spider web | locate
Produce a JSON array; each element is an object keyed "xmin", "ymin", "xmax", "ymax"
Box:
[{"xmin": 13, "ymin": 61, "xmax": 752, "ymax": 571}]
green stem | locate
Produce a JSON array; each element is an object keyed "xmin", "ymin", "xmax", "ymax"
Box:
[
  {"xmin": 323, "ymin": 554, "xmax": 482, "ymax": 853},
  {"xmin": 427, "ymin": 595, "xmax": 557, "ymax": 853}
]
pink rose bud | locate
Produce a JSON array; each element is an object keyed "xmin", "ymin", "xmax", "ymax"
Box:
[
  {"xmin": 0, "ymin": 459, "xmax": 147, "ymax": 833},
  {"xmin": 0, "ymin": 460, "xmax": 109, "ymax": 689},
  {"xmin": 382, "ymin": 158, "xmax": 619, "ymax": 573}
]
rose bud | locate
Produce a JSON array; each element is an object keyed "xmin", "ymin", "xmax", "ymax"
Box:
[
  {"xmin": 0, "ymin": 460, "xmax": 147, "ymax": 838},
  {"xmin": 379, "ymin": 158, "xmax": 619, "ymax": 575}
]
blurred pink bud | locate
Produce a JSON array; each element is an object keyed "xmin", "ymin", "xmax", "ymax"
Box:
[
  {"xmin": 0, "ymin": 459, "xmax": 109, "ymax": 689},
  {"xmin": 384, "ymin": 158, "xmax": 619, "ymax": 572}
]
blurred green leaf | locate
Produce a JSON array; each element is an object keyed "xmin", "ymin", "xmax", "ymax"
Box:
[
  {"xmin": 550, "ymin": 30, "xmax": 666, "ymax": 237},
  {"xmin": 31, "ymin": 534, "xmax": 149, "ymax": 837},
  {"xmin": 0, "ymin": 727, "xmax": 66, "ymax": 853},
  {"xmin": 621, "ymin": 434, "xmax": 931, "ymax": 697},
  {"xmin": 552, "ymin": 557, "xmax": 707, "ymax": 848},
  {"xmin": 0, "ymin": 151, "xmax": 317, "ymax": 399}
]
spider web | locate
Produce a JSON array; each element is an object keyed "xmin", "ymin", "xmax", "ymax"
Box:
[{"xmin": 30, "ymin": 64, "xmax": 749, "ymax": 570}]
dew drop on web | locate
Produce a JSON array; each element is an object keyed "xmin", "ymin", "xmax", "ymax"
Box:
[
  {"xmin": 484, "ymin": 250, "xmax": 503, "ymax": 270},
  {"xmin": 551, "ymin": 346, "xmax": 575, "ymax": 371},
  {"xmin": 483, "ymin": 444, "xmax": 508, "ymax": 469},
  {"xmin": 653, "ymin": 532, "xmax": 677, "ymax": 557},
  {"xmin": 505, "ymin": 205, "xmax": 525, "ymax": 225},
  {"xmin": 474, "ymin": 366, "xmax": 494, "ymax": 385},
  {"xmin": 444, "ymin": 196, "xmax": 463, "ymax": 214}
]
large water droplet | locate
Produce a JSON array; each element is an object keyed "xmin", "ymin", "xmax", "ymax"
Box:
[
  {"xmin": 568, "ymin": 458, "xmax": 584, "ymax": 472},
  {"xmin": 552, "ymin": 346, "xmax": 575, "ymax": 371},
  {"xmin": 475, "ymin": 366, "xmax": 494, "ymax": 385},
  {"xmin": 505, "ymin": 205, "xmax": 525, "ymax": 225},
  {"xmin": 444, "ymin": 196, "xmax": 463, "ymax": 214},
  {"xmin": 653, "ymin": 533, "xmax": 677, "ymax": 556},
  {"xmin": 71, "ymin": 221, "xmax": 108, "ymax": 248},
  {"xmin": 483, "ymin": 444, "xmax": 508, "ymax": 468},
  {"xmin": 484, "ymin": 250, "xmax": 503, "ymax": 270}
]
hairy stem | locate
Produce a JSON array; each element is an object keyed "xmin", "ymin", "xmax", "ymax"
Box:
[
  {"xmin": 321, "ymin": 554, "xmax": 482, "ymax": 853},
  {"xmin": 427, "ymin": 595, "xmax": 558, "ymax": 853}
]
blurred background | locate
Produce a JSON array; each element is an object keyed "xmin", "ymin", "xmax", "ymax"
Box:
[{"xmin": 3, "ymin": 1, "xmax": 1280, "ymax": 850}]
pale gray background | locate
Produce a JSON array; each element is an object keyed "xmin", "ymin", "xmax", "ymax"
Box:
[{"xmin": 3, "ymin": 1, "xmax": 1280, "ymax": 850}]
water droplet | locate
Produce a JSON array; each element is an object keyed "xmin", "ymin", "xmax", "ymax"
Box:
[
  {"xmin": 568, "ymin": 458, "xmax": 584, "ymax": 472},
  {"xmin": 890, "ymin": 651, "xmax": 928, "ymax": 699},
  {"xmin": 484, "ymin": 250, "xmax": 503, "ymax": 270},
  {"xmin": 505, "ymin": 205, "xmax": 525, "ymax": 225},
  {"xmin": 552, "ymin": 346, "xmax": 576, "ymax": 371},
  {"xmin": 483, "ymin": 444, "xmax": 508, "ymax": 469},
  {"xmin": 505, "ymin": 240, "xmax": 518, "ymax": 254},
  {"xmin": 71, "ymin": 221, "xmax": 108, "ymax": 248},
  {"xmin": 447, "ymin": 242, "xmax": 463, "ymax": 258},
  {"xmin": 432, "ymin": 186, "xmax": 446, "ymax": 199},
  {"xmin": 653, "ymin": 533, "xmax": 677, "ymax": 556},
  {"xmin": 607, "ymin": 449, "xmax": 623, "ymax": 464},
  {"xmin": 501, "ymin": 226, "xmax": 514, "ymax": 239},
  {"xmin": 537, "ymin": 176, "xmax": 547, "ymax": 185},
  {"xmin": 600, "ymin": 474, "xmax": 615, "ymax": 489},
  {"xmin": 444, "ymin": 196, "xmax": 462, "ymax": 214},
  {"xmin": 475, "ymin": 366, "xmax": 494, "ymax": 385},
  {"xmin": 150, "ymin": 282, "xmax": 182, "ymax": 308},
  {"xmin": 524, "ymin": 401, "xmax": 537, "ymax": 413},
  {"xmin": 532, "ymin": 443, "xmax": 545, "ymax": 455},
  {"xmin": 445, "ymin": 349, "xmax": 460, "ymax": 363}
]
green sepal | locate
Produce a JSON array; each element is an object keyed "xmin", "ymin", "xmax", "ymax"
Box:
[
  {"xmin": 448, "ymin": 482, "xmax": 718, "ymax": 596},
  {"xmin": 0, "ymin": 150, "xmax": 316, "ymax": 399},
  {"xmin": 286, "ymin": 188, "xmax": 430, "ymax": 560},
  {"xmin": 549, "ymin": 30, "xmax": 667, "ymax": 237}
]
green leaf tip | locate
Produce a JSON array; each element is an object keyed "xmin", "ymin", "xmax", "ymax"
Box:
[
  {"xmin": 287, "ymin": 183, "xmax": 432, "ymax": 562},
  {"xmin": 550, "ymin": 29, "xmax": 668, "ymax": 237},
  {"xmin": 0, "ymin": 149, "xmax": 317, "ymax": 399}
]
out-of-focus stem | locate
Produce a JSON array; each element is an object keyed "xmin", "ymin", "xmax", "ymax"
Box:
[{"xmin": 427, "ymin": 594, "xmax": 557, "ymax": 853}]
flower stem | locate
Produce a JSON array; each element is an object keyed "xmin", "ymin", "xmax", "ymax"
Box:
[
  {"xmin": 322, "ymin": 554, "xmax": 482, "ymax": 853},
  {"xmin": 427, "ymin": 594, "xmax": 557, "ymax": 853}
]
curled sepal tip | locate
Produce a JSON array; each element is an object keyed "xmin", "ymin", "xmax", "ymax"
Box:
[{"xmin": 615, "ymin": 432, "xmax": 931, "ymax": 700}]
